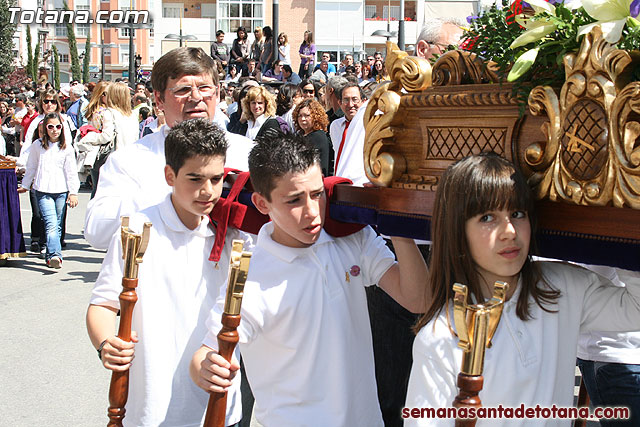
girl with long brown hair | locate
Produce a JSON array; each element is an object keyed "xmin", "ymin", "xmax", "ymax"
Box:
[
  {"xmin": 18, "ymin": 112, "xmax": 79, "ymax": 269},
  {"xmin": 404, "ymin": 153, "xmax": 640, "ymax": 424}
]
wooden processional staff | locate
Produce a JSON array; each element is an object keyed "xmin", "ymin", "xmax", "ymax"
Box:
[
  {"xmin": 452, "ymin": 281, "xmax": 508, "ymax": 427},
  {"xmin": 203, "ymin": 240, "xmax": 252, "ymax": 427},
  {"xmin": 107, "ymin": 217, "xmax": 152, "ymax": 427}
]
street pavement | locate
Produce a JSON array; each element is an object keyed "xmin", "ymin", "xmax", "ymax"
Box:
[{"xmin": 0, "ymin": 189, "xmax": 109, "ymax": 426}]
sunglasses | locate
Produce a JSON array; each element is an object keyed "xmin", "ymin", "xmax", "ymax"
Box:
[
  {"xmin": 46, "ymin": 123, "xmax": 62, "ymax": 130},
  {"xmin": 303, "ymin": 89, "xmax": 315, "ymax": 94},
  {"xmin": 43, "ymin": 99, "xmax": 57, "ymax": 105}
]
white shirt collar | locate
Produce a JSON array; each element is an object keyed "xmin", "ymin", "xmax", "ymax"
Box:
[
  {"xmin": 248, "ymin": 114, "xmax": 267, "ymax": 128},
  {"xmin": 257, "ymin": 221, "xmax": 334, "ymax": 263},
  {"xmin": 159, "ymin": 193, "xmax": 214, "ymax": 238}
]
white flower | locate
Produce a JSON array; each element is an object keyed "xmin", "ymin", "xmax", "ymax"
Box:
[
  {"xmin": 508, "ymin": 47, "xmax": 540, "ymax": 81},
  {"xmin": 510, "ymin": 0, "xmax": 559, "ymax": 49},
  {"xmin": 579, "ymin": 0, "xmax": 636, "ymax": 43}
]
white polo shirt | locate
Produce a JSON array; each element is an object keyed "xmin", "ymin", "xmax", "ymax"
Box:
[
  {"xmin": 84, "ymin": 125, "xmax": 255, "ymax": 249},
  {"xmin": 405, "ymin": 261, "xmax": 640, "ymax": 426},
  {"xmin": 204, "ymin": 222, "xmax": 396, "ymax": 427},
  {"xmin": 91, "ymin": 195, "xmax": 253, "ymax": 427}
]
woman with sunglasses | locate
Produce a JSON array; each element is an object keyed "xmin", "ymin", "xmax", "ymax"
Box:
[
  {"xmin": 373, "ymin": 59, "xmax": 390, "ymax": 83},
  {"xmin": 18, "ymin": 112, "xmax": 80, "ymax": 269},
  {"xmin": 299, "ymin": 79, "xmax": 318, "ymax": 100},
  {"xmin": 22, "ymin": 89, "xmax": 73, "ymax": 153},
  {"xmin": 19, "ymin": 90, "xmax": 74, "ymax": 255}
]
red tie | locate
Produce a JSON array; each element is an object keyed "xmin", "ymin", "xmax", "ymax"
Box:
[{"xmin": 334, "ymin": 120, "xmax": 351, "ymax": 173}]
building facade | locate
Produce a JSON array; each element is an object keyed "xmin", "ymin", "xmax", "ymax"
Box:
[{"xmin": 12, "ymin": 0, "xmax": 487, "ymax": 83}]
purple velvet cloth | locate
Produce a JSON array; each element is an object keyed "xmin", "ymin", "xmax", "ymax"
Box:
[{"xmin": 0, "ymin": 168, "xmax": 26, "ymax": 259}]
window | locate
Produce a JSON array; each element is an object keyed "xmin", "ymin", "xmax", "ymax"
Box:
[
  {"xmin": 38, "ymin": 31, "xmax": 47, "ymax": 47},
  {"xmin": 119, "ymin": 1, "xmax": 136, "ymax": 38},
  {"xmin": 149, "ymin": 45, "xmax": 154, "ymax": 63},
  {"xmin": 75, "ymin": 0, "xmax": 90, "ymax": 11},
  {"xmin": 218, "ymin": 0, "xmax": 262, "ymax": 33},
  {"xmin": 365, "ymin": 5, "xmax": 376, "ymax": 19},
  {"xmin": 55, "ymin": 23, "xmax": 67, "ymax": 37},
  {"xmin": 77, "ymin": 23, "xmax": 90, "ymax": 37},
  {"xmin": 202, "ymin": 3, "xmax": 215, "ymax": 18},
  {"xmin": 59, "ymin": 53, "xmax": 69, "ymax": 63},
  {"xmin": 163, "ymin": 3, "xmax": 183, "ymax": 18},
  {"xmin": 119, "ymin": 44, "xmax": 129, "ymax": 65},
  {"xmin": 383, "ymin": 5, "xmax": 400, "ymax": 20}
]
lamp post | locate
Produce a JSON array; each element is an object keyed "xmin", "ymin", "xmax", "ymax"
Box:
[
  {"xmin": 164, "ymin": 9, "xmax": 196, "ymax": 47},
  {"xmin": 398, "ymin": 0, "xmax": 405, "ymax": 50},
  {"xmin": 164, "ymin": 33, "xmax": 197, "ymax": 47},
  {"xmin": 91, "ymin": 26, "xmax": 116, "ymax": 81},
  {"xmin": 79, "ymin": 51, "xmax": 85, "ymax": 79}
]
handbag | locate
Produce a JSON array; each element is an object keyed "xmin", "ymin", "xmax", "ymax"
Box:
[{"xmin": 93, "ymin": 128, "xmax": 116, "ymax": 171}]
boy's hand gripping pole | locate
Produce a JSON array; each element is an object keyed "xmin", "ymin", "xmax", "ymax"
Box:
[
  {"xmin": 452, "ymin": 281, "xmax": 508, "ymax": 427},
  {"xmin": 107, "ymin": 217, "xmax": 151, "ymax": 427},
  {"xmin": 203, "ymin": 240, "xmax": 252, "ymax": 427}
]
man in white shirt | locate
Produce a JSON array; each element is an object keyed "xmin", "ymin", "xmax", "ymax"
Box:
[
  {"xmin": 84, "ymin": 47, "xmax": 255, "ymax": 249},
  {"xmin": 87, "ymin": 119, "xmax": 252, "ymax": 426},
  {"xmin": 329, "ymin": 82, "xmax": 369, "ymax": 186}
]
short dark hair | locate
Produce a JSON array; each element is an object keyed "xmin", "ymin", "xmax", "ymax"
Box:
[
  {"xmin": 248, "ymin": 132, "xmax": 320, "ymax": 201},
  {"xmin": 338, "ymin": 82, "xmax": 365, "ymax": 102},
  {"xmin": 165, "ymin": 118, "xmax": 228, "ymax": 174},
  {"xmin": 216, "ymin": 30, "xmax": 225, "ymax": 37},
  {"xmin": 282, "ymin": 64, "xmax": 293, "ymax": 74},
  {"xmin": 152, "ymin": 47, "xmax": 218, "ymax": 97}
]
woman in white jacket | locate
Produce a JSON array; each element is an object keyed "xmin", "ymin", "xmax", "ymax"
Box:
[{"xmin": 84, "ymin": 82, "xmax": 139, "ymax": 197}]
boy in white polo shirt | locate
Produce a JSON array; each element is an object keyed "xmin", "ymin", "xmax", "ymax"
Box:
[
  {"xmin": 86, "ymin": 118, "xmax": 252, "ymax": 427},
  {"xmin": 191, "ymin": 133, "xmax": 427, "ymax": 426}
]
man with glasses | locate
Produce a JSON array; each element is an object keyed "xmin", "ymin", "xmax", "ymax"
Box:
[
  {"xmin": 329, "ymin": 82, "xmax": 368, "ymax": 185},
  {"xmin": 85, "ymin": 47, "xmax": 254, "ymax": 250},
  {"xmin": 415, "ymin": 17, "xmax": 464, "ymax": 60},
  {"xmin": 314, "ymin": 52, "xmax": 337, "ymax": 74},
  {"xmin": 367, "ymin": 55, "xmax": 375, "ymax": 67}
]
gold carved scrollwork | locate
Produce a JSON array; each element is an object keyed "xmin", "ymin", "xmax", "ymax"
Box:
[
  {"xmin": 364, "ymin": 42, "xmax": 432, "ymax": 186},
  {"xmin": 431, "ymin": 51, "xmax": 501, "ymax": 86},
  {"xmin": 526, "ymin": 26, "xmax": 640, "ymax": 208}
]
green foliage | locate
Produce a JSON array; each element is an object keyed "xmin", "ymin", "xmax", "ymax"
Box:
[
  {"xmin": 0, "ymin": 0, "xmax": 18, "ymax": 82},
  {"xmin": 33, "ymin": 43, "xmax": 41, "ymax": 82},
  {"xmin": 461, "ymin": 0, "xmax": 595, "ymax": 107},
  {"xmin": 52, "ymin": 45, "xmax": 60, "ymax": 90},
  {"xmin": 64, "ymin": 1, "xmax": 82, "ymax": 81},
  {"xmin": 460, "ymin": 0, "xmax": 523, "ymax": 78},
  {"xmin": 26, "ymin": 26, "xmax": 34, "ymax": 82},
  {"xmin": 83, "ymin": 35, "xmax": 90, "ymax": 83}
]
